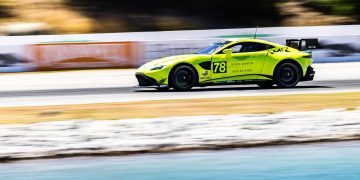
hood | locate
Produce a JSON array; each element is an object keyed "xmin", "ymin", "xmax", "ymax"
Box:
[
  {"xmin": 138, "ymin": 54, "xmax": 201, "ymax": 71},
  {"xmin": 150, "ymin": 54, "xmax": 198, "ymax": 65}
]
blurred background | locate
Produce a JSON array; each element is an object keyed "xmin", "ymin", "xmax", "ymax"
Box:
[
  {"xmin": 0, "ymin": 0, "xmax": 358, "ymax": 72},
  {"xmin": 1, "ymin": 1, "xmax": 360, "ymax": 179},
  {"xmin": 0, "ymin": 0, "xmax": 358, "ymax": 35}
]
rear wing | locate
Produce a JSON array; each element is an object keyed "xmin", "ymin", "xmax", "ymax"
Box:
[{"xmin": 286, "ymin": 39, "xmax": 318, "ymax": 51}]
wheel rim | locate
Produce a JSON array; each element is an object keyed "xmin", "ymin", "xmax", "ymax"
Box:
[
  {"xmin": 279, "ymin": 65, "xmax": 298, "ymax": 85},
  {"xmin": 175, "ymin": 69, "xmax": 193, "ymax": 88},
  {"xmin": 280, "ymin": 67, "xmax": 295, "ymax": 82}
]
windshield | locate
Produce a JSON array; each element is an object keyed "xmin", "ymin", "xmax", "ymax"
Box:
[{"xmin": 195, "ymin": 41, "xmax": 231, "ymax": 55}]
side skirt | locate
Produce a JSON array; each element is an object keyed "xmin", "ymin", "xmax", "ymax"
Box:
[{"xmin": 199, "ymin": 79, "xmax": 272, "ymax": 87}]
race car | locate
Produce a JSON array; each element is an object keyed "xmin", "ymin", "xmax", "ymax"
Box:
[{"xmin": 136, "ymin": 38, "xmax": 315, "ymax": 91}]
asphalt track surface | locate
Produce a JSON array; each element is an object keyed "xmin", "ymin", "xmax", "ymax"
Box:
[
  {"xmin": 0, "ymin": 79, "xmax": 359, "ymax": 107},
  {"xmin": 0, "ymin": 79, "xmax": 358, "ymax": 98}
]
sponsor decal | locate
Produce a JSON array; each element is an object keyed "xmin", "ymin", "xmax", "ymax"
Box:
[
  {"xmin": 232, "ymin": 69, "xmax": 253, "ymax": 73},
  {"xmin": 233, "ymin": 56, "xmax": 250, "ymax": 61},
  {"xmin": 231, "ymin": 61, "xmax": 254, "ymax": 66},
  {"xmin": 202, "ymin": 70, "xmax": 209, "ymax": 77},
  {"xmin": 270, "ymin": 47, "xmax": 290, "ymax": 54},
  {"xmin": 200, "ymin": 70, "xmax": 210, "ymax": 80},
  {"xmin": 213, "ymin": 61, "xmax": 227, "ymax": 73}
]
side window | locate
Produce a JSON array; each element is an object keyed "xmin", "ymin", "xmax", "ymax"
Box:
[
  {"xmin": 231, "ymin": 44, "xmax": 242, "ymax": 53},
  {"xmin": 240, "ymin": 42, "xmax": 268, "ymax": 53},
  {"xmin": 217, "ymin": 44, "xmax": 243, "ymax": 54},
  {"xmin": 266, "ymin": 44, "xmax": 275, "ymax": 50},
  {"xmin": 218, "ymin": 42, "xmax": 273, "ymax": 54}
]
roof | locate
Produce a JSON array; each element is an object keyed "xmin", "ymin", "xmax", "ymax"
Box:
[
  {"xmin": 227, "ymin": 38, "xmax": 269, "ymax": 43},
  {"xmin": 226, "ymin": 38, "xmax": 283, "ymax": 47}
]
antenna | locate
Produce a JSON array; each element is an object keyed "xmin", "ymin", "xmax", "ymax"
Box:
[{"xmin": 254, "ymin": 26, "xmax": 259, "ymax": 39}]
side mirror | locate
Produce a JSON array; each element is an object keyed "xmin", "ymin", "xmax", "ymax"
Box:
[{"xmin": 223, "ymin": 49, "xmax": 232, "ymax": 57}]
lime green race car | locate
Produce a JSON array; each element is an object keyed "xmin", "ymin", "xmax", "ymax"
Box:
[{"xmin": 136, "ymin": 38, "xmax": 315, "ymax": 91}]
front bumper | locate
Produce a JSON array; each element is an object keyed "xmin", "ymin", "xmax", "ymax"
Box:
[
  {"xmin": 301, "ymin": 66, "xmax": 315, "ymax": 81},
  {"xmin": 135, "ymin": 73, "xmax": 159, "ymax": 86}
]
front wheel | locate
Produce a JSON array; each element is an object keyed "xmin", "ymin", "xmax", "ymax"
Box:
[
  {"xmin": 170, "ymin": 65, "xmax": 197, "ymax": 91},
  {"xmin": 274, "ymin": 62, "xmax": 301, "ymax": 88}
]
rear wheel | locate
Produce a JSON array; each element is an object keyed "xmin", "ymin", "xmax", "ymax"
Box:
[
  {"xmin": 257, "ymin": 81, "xmax": 274, "ymax": 88},
  {"xmin": 170, "ymin": 65, "xmax": 197, "ymax": 91},
  {"xmin": 274, "ymin": 62, "xmax": 301, "ymax": 88}
]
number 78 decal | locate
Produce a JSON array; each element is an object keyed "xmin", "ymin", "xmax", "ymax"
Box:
[{"xmin": 213, "ymin": 61, "xmax": 227, "ymax": 73}]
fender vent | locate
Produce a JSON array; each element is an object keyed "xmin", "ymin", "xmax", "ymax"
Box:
[{"xmin": 199, "ymin": 61, "xmax": 211, "ymax": 70}]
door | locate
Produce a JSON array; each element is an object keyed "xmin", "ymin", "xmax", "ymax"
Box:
[{"xmin": 211, "ymin": 42, "xmax": 268, "ymax": 83}]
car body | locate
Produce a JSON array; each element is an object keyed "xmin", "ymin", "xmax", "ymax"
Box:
[{"xmin": 136, "ymin": 38, "xmax": 315, "ymax": 91}]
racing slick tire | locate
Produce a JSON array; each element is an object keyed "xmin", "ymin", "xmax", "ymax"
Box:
[
  {"xmin": 274, "ymin": 62, "xmax": 301, "ymax": 88},
  {"xmin": 170, "ymin": 65, "xmax": 197, "ymax": 91},
  {"xmin": 257, "ymin": 81, "xmax": 274, "ymax": 88}
]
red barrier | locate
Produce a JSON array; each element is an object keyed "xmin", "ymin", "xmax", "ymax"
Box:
[{"xmin": 26, "ymin": 41, "xmax": 142, "ymax": 70}]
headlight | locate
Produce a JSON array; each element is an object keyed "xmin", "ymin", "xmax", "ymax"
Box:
[{"xmin": 151, "ymin": 65, "xmax": 165, "ymax": 70}]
